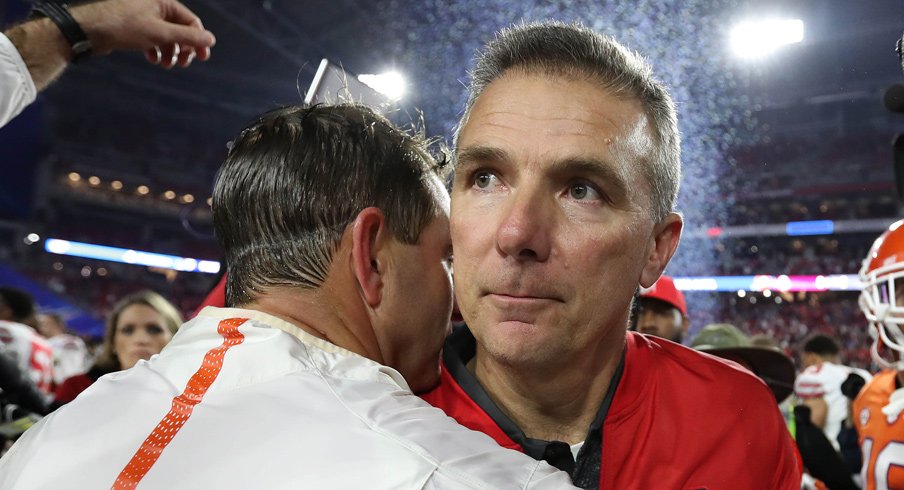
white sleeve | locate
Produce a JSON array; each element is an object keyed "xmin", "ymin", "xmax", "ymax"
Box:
[{"xmin": 0, "ymin": 32, "xmax": 37, "ymax": 129}]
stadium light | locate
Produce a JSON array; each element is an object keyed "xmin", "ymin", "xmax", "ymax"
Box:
[
  {"xmin": 730, "ymin": 19, "xmax": 803, "ymax": 59},
  {"xmin": 358, "ymin": 71, "xmax": 406, "ymax": 101}
]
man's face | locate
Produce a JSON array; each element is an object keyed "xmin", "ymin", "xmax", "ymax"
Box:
[
  {"xmin": 634, "ymin": 298, "xmax": 684, "ymax": 343},
  {"xmin": 378, "ymin": 176, "xmax": 454, "ymax": 393},
  {"xmin": 451, "ymin": 73, "xmax": 665, "ymax": 367}
]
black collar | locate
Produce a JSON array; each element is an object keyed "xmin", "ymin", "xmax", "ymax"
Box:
[{"xmin": 443, "ymin": 326, "xmax": 624, "ymax": 487}]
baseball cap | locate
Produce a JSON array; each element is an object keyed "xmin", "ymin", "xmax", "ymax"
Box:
[
  {"xmin": 639, "ymin": 275, "xmax": 687, "ymax": 317},
  {"xmin": 692, "ymin": 323, "xmax": 796, "ymax": 403}
]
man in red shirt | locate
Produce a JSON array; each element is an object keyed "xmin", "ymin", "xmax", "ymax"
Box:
[{"xmin": 422, "ymin": 21, "xmax": 801, "ymax": 489}]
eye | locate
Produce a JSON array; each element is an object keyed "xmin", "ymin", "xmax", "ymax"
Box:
[
  {"xmin": 473, "ymin": 171, "xmax": 497, "ymax": 189},
  {"xmin": 119, "ymin": 325, "xmax": 135, "ymax": 336},
  {"xmin": 146, "ymin": 324, "xmax": 165, "ymax": 336},
  {"xmin": 567, "ymin": 182, "xmax": 602, "ymax": 201}
]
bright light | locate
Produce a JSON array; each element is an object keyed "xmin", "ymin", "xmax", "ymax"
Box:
[
  {"xmin": 730, "ymin": 19, "xmax": 803, "ymax": 59},
  {"xmin": 763, "ymin": 289, "xmax": 772, "ymax": 298},
  {"xmin": 88, "ymin": 176, "xmax": 101, "ymax": 186},
  {"xmin": 206, "ymin": 197, "xmax": 213, "ymax": 207},
  {"xmin": 111, "ymin": 180, "xmax": 123, "ymax": 191},
  {"xmin": 182, "ymin": 194, "xmax": 194, "ymax": 203},
  {"xmin": 137, "ymin": 185, "xmax": 150, "ymax": 195},
  {"xmin": 44, "ymin": 238, "xmax": 220, "ymax": 274},
  {"xmin": 24, "ymin": 233, "xmax": 40, "ymax": 245},
  {"xmin": 737, "ymin": 289, "xmax": 747, "ymax": 298},
  {"xmin": 358, "ymin": 71, "xmax": 406, "ymax": 101},
  {"xmin": 163, "ymin": 190, "xmax": 176, "ymax": 200},
  {"xmin": 68, "ymin": 172, "xmax": 81, "ymax": 182}
]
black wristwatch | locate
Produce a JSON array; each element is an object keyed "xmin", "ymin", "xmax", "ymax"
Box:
[{"xmin": 30, "ymin": 1, "xmax": 93, "ymax": 63}]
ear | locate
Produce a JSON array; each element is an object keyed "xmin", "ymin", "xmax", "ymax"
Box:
[
  {"xmin": 639, "ymin": 212, "xmax": 683, "ymax": 288},
  {"xmin": 351, "ymin": 207, "xmax": 389, "ymax": 307}
]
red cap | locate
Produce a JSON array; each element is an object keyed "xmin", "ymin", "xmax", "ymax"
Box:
[{"xmin": 639, "ymin": 275, "xmax": 687, "ymax": 317}]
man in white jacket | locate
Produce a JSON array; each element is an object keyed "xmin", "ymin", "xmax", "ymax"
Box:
[
  {"xmin": 0, "ymin": 0, "xmax": 216, "ymax": 128},
  {"xmin": 0, "ymin": 104, "xmax": 574, "ymax": 489}
]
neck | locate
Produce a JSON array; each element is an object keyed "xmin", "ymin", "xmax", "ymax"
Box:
[
  {"xmin": 242, "ymin": 280, "xmax": 380, "ymax": 363},
  {"xmin": 471, "ymin": 333, "xmax": 625, "ymax": 444}
]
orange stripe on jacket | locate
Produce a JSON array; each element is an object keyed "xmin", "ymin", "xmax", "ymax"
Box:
[{"xmin": 112, "ymin": 318, "xmax": 247, "ymax": 489}]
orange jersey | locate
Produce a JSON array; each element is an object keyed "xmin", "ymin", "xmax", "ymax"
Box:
[{"xmin": 854, "ymin": 370, "xmax": 904, "ymax": 490}]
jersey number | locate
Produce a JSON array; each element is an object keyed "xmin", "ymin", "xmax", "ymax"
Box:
[{"xmin": 863, "ymin": 438, "xmax": 904, "ymax": 490}]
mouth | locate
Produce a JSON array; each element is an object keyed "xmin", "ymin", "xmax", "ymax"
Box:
[{"xmin": 484, "ymin": 292, "xmax": 563, "ymax": 305}]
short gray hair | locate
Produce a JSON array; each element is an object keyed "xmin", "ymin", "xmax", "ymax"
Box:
[{"xmin": 456, "ymin": 21, "xmax": 680, "ymax": 220}]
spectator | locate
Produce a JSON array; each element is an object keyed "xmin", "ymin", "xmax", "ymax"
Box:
[
  {"xmin": 0, "ymin": 287, "xmax": 53, "ymax": 394},
  {"xmin": 631, "ymin": 275, "xmax": 689, "ymax": 343},
  {"xmin": 36, "ymin": 313, "xmax": 89, "ymax": 386},
  {"xmin": 51, "ymin": 290, "xmax": 181, "ymax": 409}
]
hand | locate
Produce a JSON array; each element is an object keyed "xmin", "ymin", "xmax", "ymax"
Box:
[{"xmin": 71, "ymin": 0, "xmax": 216, "ymax": 69}]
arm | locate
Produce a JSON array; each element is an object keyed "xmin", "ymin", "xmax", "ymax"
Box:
[
  {"xmin": 802, "ymin": 397, "xmax": 828, "ymax": 429},
  {"xmin": 0, "ymin": 0, "xmax": 215, "ymax": 126}
]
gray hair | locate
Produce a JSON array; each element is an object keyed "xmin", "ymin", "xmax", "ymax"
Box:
[{"xmin": 456, "ymin": 21, "xmax": 681, "ymax": 220}]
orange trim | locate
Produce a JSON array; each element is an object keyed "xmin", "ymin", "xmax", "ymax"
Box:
[{"xmin": 112, "ymin": 318, "xmax": 247, "ymax": 489}]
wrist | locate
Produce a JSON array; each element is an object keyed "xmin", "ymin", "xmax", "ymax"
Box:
[{"xmin": 31, "ymin": 1, "xmax": 93, "ymax": 63}]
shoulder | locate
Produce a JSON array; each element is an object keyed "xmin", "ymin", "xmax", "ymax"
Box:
[{"xmin": 620, "ymin": 332, "xmax": 777, "ymax": 412}]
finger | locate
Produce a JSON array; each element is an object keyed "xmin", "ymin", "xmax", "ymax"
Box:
[
  {"xmin": 147, "ymin": 21, "xmax": 216, "ymax": 53},
  {"xmin": 177, "ymin": 45, "xmax": 196, "ymax": 67},
  {"xmin": 159, "ymin": 43, "xmax": 179, "ymax": 69},
  {"xmin": 195, "ymin": 45, "xmax": 211, "ymax": 62},
  {"xmin": 145, "ymin": 46, "xmax": 163, "ymax": 65}
]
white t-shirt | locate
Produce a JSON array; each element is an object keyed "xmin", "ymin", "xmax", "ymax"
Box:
[
  {"xmin": 47, "ymin": 333, "xmax": 89, "ymax": 385},
  {"xmin": 0, "ymin": 320, "xmax": 54, "ymax": 395},
  {"xmin": 795, "ymin": 361, "xmax": 872, "ymax": 451}
]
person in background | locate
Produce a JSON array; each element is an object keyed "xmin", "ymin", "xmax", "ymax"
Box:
[
  {"xmin": 0, "ymin": 287, "xmax": 53, "ymax": 395},
  {"xmin": 36, "ymin": 313, "xmax": 89, "ymax": 387},
  {"xmin": 51, "ymin": 290, "xmax": 181, "ymax": 409},
  {"xmin": 854, "ymin": 218, "xmax": 904, "ymax": 490},
  {"xmin": 0, "ymin": 0, "xmax": 215, "ymax": 128},
  {"xmin": 691, "ymin": 323, "xmax": 796, "ymax": 404},
  {"xmin": 631, "ymin": 274, "xmax": 688, "ymax": 343},
  {"xmin": 795, "ymin": 332, "xmax": 872, "ymax": 483}
]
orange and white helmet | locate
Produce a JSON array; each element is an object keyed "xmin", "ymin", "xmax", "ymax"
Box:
[{"xmin": 860, "ymin": 218, "xmax": 904, "ymax": 369}]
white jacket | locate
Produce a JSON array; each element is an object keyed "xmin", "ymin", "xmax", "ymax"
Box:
[
  {"xmin": 0, "ymin": 32, "xmax": 36, "ymax": 129},
  {"xmin": 0, "ymin": 307, "xmax": 574, "ymax": 489}
]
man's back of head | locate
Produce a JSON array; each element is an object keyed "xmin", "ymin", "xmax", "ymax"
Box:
[
  {"xmin": 212, "ymin": 103, "xmax": 455, "ymax": 392},
  {"xmin": 0, "ymin": 287, "xmax": 37, "ymax": 327},
  {"xmin": 801, "ymin": 333, "xmax": 841, "ymax": 366}
]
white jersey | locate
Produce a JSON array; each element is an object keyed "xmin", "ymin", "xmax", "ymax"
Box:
[
  {"xmin": 0, "ymin": 32, "xmax": 36, "ymax": 128},
  {"xmin": 0, "ymin": 307, "xmax": 574, "ymax": 490},
  {"xmin": 0, "ymin": 320, "xmax": 53, "ymax": 394},
  {"xmin": 795, "ymin": 361, "xmax": 872, "ymax": 451},
  {"xmin": 47, "ymin": 333, "xmax": 89, "ymax": 385}
]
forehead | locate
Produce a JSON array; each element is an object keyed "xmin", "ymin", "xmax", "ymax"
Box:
[{"xmin": 458, "ymin": 73, "xmax": 653, "ymax": 173}]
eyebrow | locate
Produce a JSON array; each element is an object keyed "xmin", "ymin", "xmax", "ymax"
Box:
[{"xmin": 455, "ymin": 146, "xmax": 513, "ymax": 172}]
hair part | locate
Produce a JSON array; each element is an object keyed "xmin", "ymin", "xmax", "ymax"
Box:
[
  {"xmin": 456, "ymin": 21, "xmax": 681, "ymax": 220},
  {"xmin": 214, "ymin": 103, "xmax": 450, "ymax": 306},
  {"xmin": 94, "ymin": 290, "xmax": 183, "ymax": 372}
]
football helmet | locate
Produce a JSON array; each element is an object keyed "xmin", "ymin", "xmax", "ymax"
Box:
[{"xmin": 860, "ymin": 218, "xmax": 904, "ymax": 369}]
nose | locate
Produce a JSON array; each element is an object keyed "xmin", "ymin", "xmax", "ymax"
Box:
[{"xmin": 495, "ymin": 188, "xmax": 552, "ymax": 262}]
